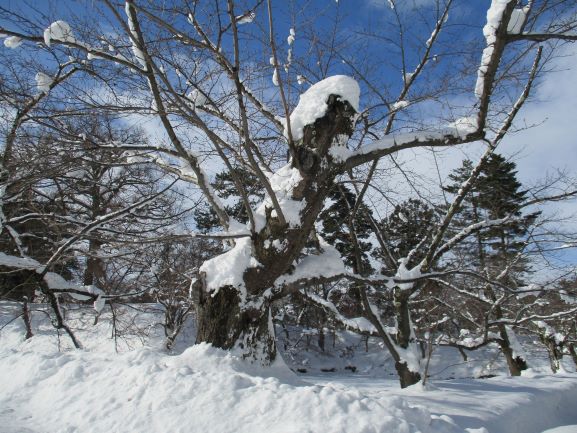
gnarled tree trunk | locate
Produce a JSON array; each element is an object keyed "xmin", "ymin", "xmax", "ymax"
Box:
[{"xmin": 195, "ymin": 93, "xmax": 357, "ymax": 364}]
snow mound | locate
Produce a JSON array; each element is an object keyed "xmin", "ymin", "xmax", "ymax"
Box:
[
  {"xmin": 0, "ymin": 340, "xmax": 467, "ymax": 433},
  {"xmin": 286, "ymin": 75, "xmax": 360, "ymax": 141}
]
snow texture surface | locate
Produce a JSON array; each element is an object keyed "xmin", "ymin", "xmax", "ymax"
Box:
[{"xmin": 0, "ymin": 333, "xmax": 464, "ymax": 433}]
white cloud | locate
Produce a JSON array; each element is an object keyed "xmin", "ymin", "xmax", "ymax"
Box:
[
  {"xmin": 501, "ymin": 46, "xmax": 577, "ymax": 184},
  {"xmin": 382, "ymin": 45, "xmax": 577, "ymax": 197}
]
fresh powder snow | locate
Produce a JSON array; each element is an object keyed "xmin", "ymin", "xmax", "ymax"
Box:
[{"xmin": 1, "ymin": 302, "xmax": 576, "ymax": 433}]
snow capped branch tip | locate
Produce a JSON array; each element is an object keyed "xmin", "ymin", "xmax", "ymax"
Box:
[
  {"xmin": 475, "ymin": 0, "xmax": 516, "ymax": 99},
  {"xmin": 4, "ymin": 35, "xmax": 23, "ymax": 48},
  {"xmin": 284, "ymin": 75, "xmax": 360, "ymax": 141},
  {"xmin": 346, "ymin": 116, "xmax": 480, "ymax": 166},
  {"xmin": 391, "ymin": 100, "xmax": 409, "ymax": 111}
]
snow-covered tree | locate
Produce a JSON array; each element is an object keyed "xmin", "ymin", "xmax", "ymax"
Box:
[{"xmin": 1, "ymin": 1, "xmax": 576, "ymax": 383}]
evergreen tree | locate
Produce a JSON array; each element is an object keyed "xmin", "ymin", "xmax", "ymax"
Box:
[
  {"xmin": 441, "ymin": 154, "xmax": 540, "ymax": 376},
  {"xmin": 194, "ymin": 168, "xmax": 263, "ymax": 232},
  {"xmin": 376, "ymin": 198, "xmax": 439, "ymax": 269},
  {"xmin": 318, "ymin": 185, "xmax": 374, "ymax": 274},
  {"xmin": 443, "ymin": 154, "xmax": 538, "ymax": 282}
]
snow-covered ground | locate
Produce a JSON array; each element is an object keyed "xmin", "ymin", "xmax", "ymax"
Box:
[{"xmin": 1, "ymin": 302, "xmax": 576, "ymax": 433}]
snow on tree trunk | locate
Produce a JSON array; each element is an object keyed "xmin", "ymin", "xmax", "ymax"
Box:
[
  {"xmin": 393, "ymin": 290, "xmax": 422, "ymax": 388},
  {"xmin": 195, "ymin": 77, "xmax": 359, "ymax": 365},
  {"xmin": 395, "ymin": 362, "xmax": 422, "ymax": 389},
  {"xmin": 499, "ymin": 324, "xmax": 527, "ymax": 376}
]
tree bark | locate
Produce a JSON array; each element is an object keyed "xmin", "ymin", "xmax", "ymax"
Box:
[
  {"xmin": 498, "ymin": 325, "xmax": 527, "ymax": 376},
  {"xmin": 22, "ymin": 296, "xmax": 34, "ymax": 339},
  {"xmin": 395, "ymin": 361, "xmax": 422, "ymax": 388},
  {"xmin": 485, "ymin": 282, "xmax": 528, "ymax": 376},
  {"xmin": 393, "ymin": 290, "xmax": 422, "ymax": 387},
  {"xmin": 539, "ymin": 334, "xmax": 563, "ymax": 373},
  {"xmin": 568, "ymin": 343, "xmax": 577, "ymax": 369},
  {"xmin": 195, "ymin": 285, "xmax": 276, "ymax": 363}
]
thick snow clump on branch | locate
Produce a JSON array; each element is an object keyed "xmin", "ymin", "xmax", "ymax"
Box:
[
  {"xmin": 199, "ymin": 237, "xmax": 260, "ymax": 296},
  {"xmin": 275, "ymin": 237, "xmax": 346, "ymax": 286},
  {"xmin": 35, "ymin": 72, "xmax": 53, "ymax": 93},
  {"xmin": 3, "ymin": 36, "xmax": 22, "ymax": 48},
  {"xmin": 256, "ymin": 163, "xmax": 304, "ymax": 229},
  {"xmin": 285, "ymin": 75, "xmax": 360, "ymax": 141},
  {"xmin": 43, "ymin": 21, "xmax": 75, "ymax": 47}
]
